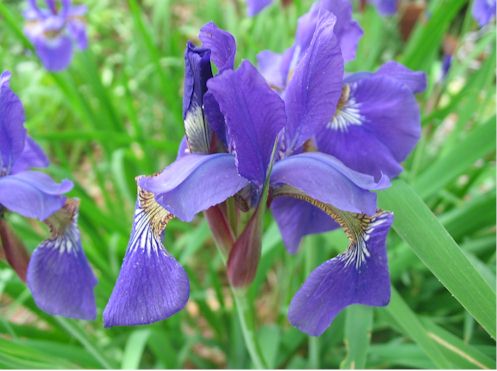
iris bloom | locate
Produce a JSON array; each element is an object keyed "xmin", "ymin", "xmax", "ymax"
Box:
[
  {"xmin": 0, "ymin": 70, "xmax": 96, "ymax": 319},
  {"xmin": 472, "ymin": 0, "xmax": 496, "ymax": 26},
  {"xmin": 105, "ymin": 13, "xmax": 400, "ymax": 338},
  {"xmin": 24, "ymin": 0, "xmax": 88, "ymax": 72}
]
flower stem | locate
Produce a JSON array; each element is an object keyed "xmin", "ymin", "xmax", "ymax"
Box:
[
  {"xmin": 214, "ymin": 244, "xmax": 268, "ymax": 369},
  {"xmin": 231, "ymin": 289, "xmax": 269, "ymax": 369}
]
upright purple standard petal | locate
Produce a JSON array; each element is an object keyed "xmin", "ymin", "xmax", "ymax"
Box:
[
  {"xmin": 289, "ymin": 211, "xmax": 393, "ymax": 336},
  {"xmin": 472, "ymin": 0, "xmax": 496, "ymax": 26},
  {"xmin": 246, "ymin": 0, "xmax": 273, "ymax": 16},
  {"xmin": 271, "ymin": 197, "xmax": 339, "ymax": 254},
  {"xmin": 270, "ymin": 152, "xmax": 388, "ymax": 215},
  {"xmin": 0, "ymin": 71, "xmax": 26, "ymax": 172},
  {"xmin": 199, "ymin": 22, "xmax": 236, "ymax": 72},
  {"xmin": 318, "ymin": 0, "xmax": 363, "ymax": 61},
  {"xmin": 284, "ymin": 10, "xmax": 344, "ymax": 152},
  {"xmin": 27, "ymin": 200, "xmax": 97, "ymax": 320},
  {"xmin": 104, "ymin": 188, "xmax": 189, "ymax": 327},
  {"xmin": 0, "ymin": 171, "xmax": 73, "ymax": 220},
  {"xmin": 257, "ymin": 50, "xmax": 285, "ymax": 91},
  {"xmin": 139, "ymin": 154, "xmax": 249, "ymax": 222},
  {"xmin": 375, "ymin": 61, "xmax": 427, "ymax": 94},
  {"xmin": 317, "ymin": 76, "xmax": 421, "ymax": 179},
  {"xmin": 33, "ymin": 35, "xmax": 74, "ymax": 72},
  {"xmin": 182, "ymin": 42, "xmax": 213, "ymax": 153},
  {"xmin": 207, "ymin": 61, "xmax": 286, "ymax": 185}
]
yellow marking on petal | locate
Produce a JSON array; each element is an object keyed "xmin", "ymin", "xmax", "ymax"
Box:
[{"xmin": 137, "ymin": 186, "xmax": 173, "ymax": 237}]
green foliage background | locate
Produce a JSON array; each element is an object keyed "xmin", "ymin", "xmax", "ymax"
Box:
[{"xmin": 0, "ymin": 0, "xmax": 495, "ymax": 368}]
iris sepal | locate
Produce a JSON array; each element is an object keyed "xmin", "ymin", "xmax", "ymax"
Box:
[
  {"xmin": 27, "ymin": 199, "xmax": 97, "ymax": 320},
  {"xmin": 103, "ymin": 185, "xmax": 189, "ymax": 327},
  {"xmin": 271, "ymin": 186, "xmax": 393, "ymax": 336}
]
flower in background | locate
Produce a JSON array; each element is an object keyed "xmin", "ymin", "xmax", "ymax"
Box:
[
  {"xmin": 472, "ymin": 0, "xmax": 496, "ymax": 26},
  {"xmin": 0, "ymin": 70, "xmax": 96, "ymax": 319},
  {"xmin": 23, "ymin": 0, "xmax": 88, "ymax": 72},
  {"xmin": 369, "ymin": 0, "xmax": 397, "ymax": 16},
  {"xmin": 258, "ymin": 0, "xmax": 363, "ymax": 92},
  {"xmin": 0, "ymin": 71, "xmax": 71, "ymax": 221}
]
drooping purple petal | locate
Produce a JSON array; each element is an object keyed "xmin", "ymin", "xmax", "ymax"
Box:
[
  {"xmin": 284, "ymin": 10, "xmax": 344, "ymax": 152},
  {"xmin": 375, "ymin": 61, "xmax": 427, "ymax": 94},
  {"xmin": 472, "ymin": 0, "xmax": 496, "ymax": 26},
  {"xmin": 33, "ymin": 35, "xmax": 74, "ymax": 72},
  {"xmin": 67, "ymin": 18, "xmax": 88, "ymax": 50},
  {"xmin": 317, "ymin": 76, "xmax": 421, "ymax": 179},
  {"xmin": 0, "ymin": 71, "xmax": 26, "ymax": 173},
  {"xmin": 270, "ymin": 153, "xmax": 388, "ymax": 215},
  {"xmin": 11, "ymin": 136, "xmax": 49, "ymax": 174},
  {"xmin": 199, "ymin": 22, "xmax": 236, "ymax": 72},
  {"xmin": 27, "ymin": 203, "xmax": 97, "ymax": 320},
  {"xmin": 104, "ymin": 190, "xmax": 189, "ymax": 327},
  {"xmin": 371, "ymin": 0, "xmax": 398, "ymax": 16},
  {"xmin": 271, "ymin": 196, "xmax": 339, "ymax": 254},
  {"xmin": 246, "ymin": 0, "xmax": 273, "ymax": 16},
  {"xmin": 0, "ymin": 171, "xmax": 73, "ymax": 220},
  {"xmin": 289, "ymin": 211, "xmax": 393, "ymax": 336},
  {"xmin": 139, "ymin": 154, "xmax": 249, "ymax": 222},
  {"xmin": 207, "ymin": 61, "xmax": 286, "ymax": 185},
  {"xmin": 182, "ymin": 42, "xmax": 213, "ymax": 153}
]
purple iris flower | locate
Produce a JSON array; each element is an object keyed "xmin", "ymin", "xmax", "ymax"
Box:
[
  {"xmin": 0, "ymin": 71, "xmax": 72, "ymax": 219},
  {"xmin": 472, "ymin": 0, "xmax": 496, "ymax": 26},
  {"xmin": 258, "ymin": 0, "xmax": 363, "ymax": 94},
  {"xmin": 0, "ymin": 70, "xmax": 96, "ymax": 319},
  {"xmin": 105, "ymin": 12, "xmax": 398, "ymax": 337},
  {"xmin": 24, "ymin": 0, "xmax": 88, "ymax": 72}
]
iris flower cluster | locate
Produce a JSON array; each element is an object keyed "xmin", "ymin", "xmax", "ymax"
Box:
[
  {"xmin": 102, "ymin": 0, "xmax": 426, "ymax": 336},
  {"xmin": 10, "ymin": 0, "xmax": 492, "ymax": 337},
  {"xmin": 0, "ymin": 71, "xmax": 96, "ymax": 320}
]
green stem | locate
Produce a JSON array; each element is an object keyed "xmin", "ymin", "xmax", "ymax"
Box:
[
  {"xmin": 305, "ymin": 237, "xmax": 320, "ymax": 369},
  {"xmin": 231, "ymin": 289, "xmax": 269, "ymax": 369},
  {"xmin": 214, "ymin": 245, "xmax": 268, "ymax": 369}
]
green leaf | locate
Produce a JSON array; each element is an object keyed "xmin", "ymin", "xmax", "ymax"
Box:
[
  {"xmin": 385, "ymin": 289, "xmax": 453, "ymax": 368},
  {"xmin": 413, "ymin": 117, "xmax": 496, "ymax": 199},
  {"xmin": 121, "ymin": 329, "xmax": 151, "ymax": 369},
  {"xmin": 340, "ymin": 306, "xmax": 373, "ymax": 369},
  {"xmin": 379, "ymin": 180, "xmax": 496, "ymax": 338}
]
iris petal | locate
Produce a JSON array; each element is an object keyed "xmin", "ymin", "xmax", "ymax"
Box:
[
  {"xmin": 0, "ymin": 171, "xmax": 73, "ymax": 220},
  {"xmin": 27, "ymin": 200, "xmax": 97, "ymax": 320},
  {"xmin": 139, "ymin": 153, "xmax": 249, "ymax": 222},
  {"xmin": 288, "ymin": 208, "xmax": 393, "ymax": 336},
  {"xmin": 198, "ymin": 22, "xmax": 236, "ymax": 72},
  {"xmin": 0, "ymin": 71, "xmax": 26, "ymax": 172},
  {"xmin": 104, "ymin": 187, "xmax": 189, "ymax": 327}
]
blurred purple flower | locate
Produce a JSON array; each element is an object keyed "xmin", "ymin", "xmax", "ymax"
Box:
[
  {"xmin": 0, "ymin": 71, "xmax": 96, "ymax": 319},
  {"xmin": 258, "ymin": 0, "xmax": 363, "ymax": 91},
  {"xmin": 24, "ymin": 0, "xmax": 88, "ymax": 72},
  {"xmin": 472, "ymin": 0, "xmax": 496, "ymax": 26},
  {"xmin": 370, "ymin": 0, "xmax": 397, "ymax": 16},
  {"xmin": 0, "ymin": 71, "xmax": 72, "ymax": 220},
  {"xmin": 27, "ymin": 199, "xmax": 97, "ymax": 320}
]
